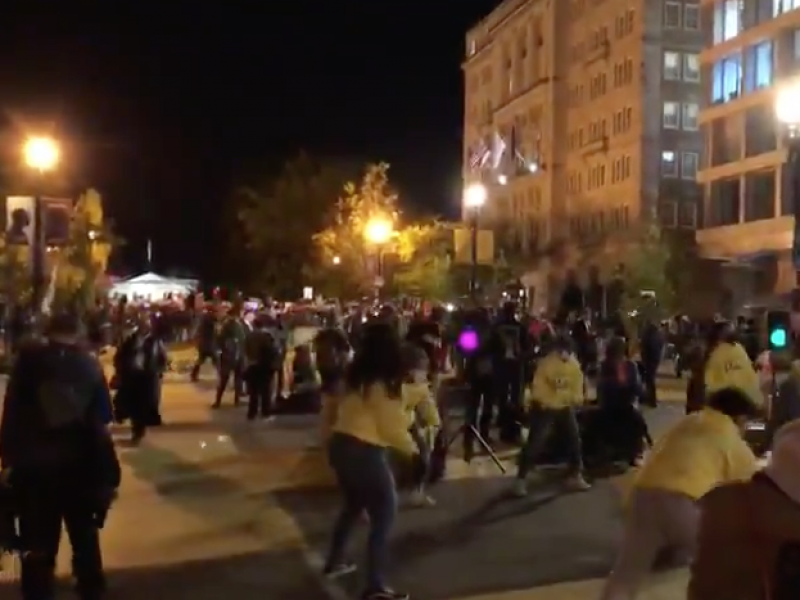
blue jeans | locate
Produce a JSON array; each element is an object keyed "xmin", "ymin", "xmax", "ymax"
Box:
[{"xmin": 325, "ymin": 433, "xmax": 397, "ymax": 592}]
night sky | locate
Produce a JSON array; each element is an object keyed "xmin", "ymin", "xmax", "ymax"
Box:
[{"xmin": 0, "ymin": 2, "xmax": 502, "ymax": 282}]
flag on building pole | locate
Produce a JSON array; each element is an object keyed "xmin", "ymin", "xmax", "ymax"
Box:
[
  {"xmin": 146, "ymin": 239, "xmax": 153, "ymax": 266},
  {"xmin": 491, "ymin": 131, "xmax": 506, "ymax": 169}
]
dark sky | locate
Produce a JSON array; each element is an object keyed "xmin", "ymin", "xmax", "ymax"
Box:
[{"xmin": 0, "ymin": 1, "xmax": 502, "ymax": 281}]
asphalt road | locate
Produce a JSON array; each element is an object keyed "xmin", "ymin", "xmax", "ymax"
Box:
[{"xmin": 0, "ymin": 372, "xmax": 685, "ymax": 600}]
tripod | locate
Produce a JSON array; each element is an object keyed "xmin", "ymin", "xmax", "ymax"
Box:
[{"xmin": 444, "ymin": 384, "xmax": 507, "ymax": 473}]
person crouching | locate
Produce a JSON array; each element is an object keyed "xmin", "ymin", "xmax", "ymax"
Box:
[
  {"xmin": 513, "ymin": 335, "xmax": 590, "ymax": 497},
  {"xmin": 599, "ymin": 387, "xmax": 761, "ymax": 600},
  {"xmin": 400, "ymin": 344, "xmax": 442, "ymax": 508}
]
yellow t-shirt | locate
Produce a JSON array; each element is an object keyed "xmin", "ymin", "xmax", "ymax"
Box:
[
  {"xmin": 634, "ymin": 407, "xmax": 758, "ymax": 499},
  {"xmin": 401, "ymin": 382, "xmax": 441, "ymax": 429},
  {"xmin": 704, "ymin": 342, "xmax": 762, "ymax": 408},
  {"xmin": 324, "ymin": 383, "xmax": 417, "ymax": 455}
]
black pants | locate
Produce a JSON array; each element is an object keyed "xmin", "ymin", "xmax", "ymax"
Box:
[
  {"xmin": 640, "ymin": 360, "xmax": 658, "ymax": 406},
  {"xmin": 191, "ymin": 348, "xmax": 217, "ymax": 381},
  {"xmin": 246, "ymin": 366, "xmax": 275, "ymax": 419},
  {"xmin": 17, "ymin": 477, "xmax": 105, "ymax": 600},
  {"xmin": 215, "ymin": 360, "xmax": 243, "ymax": 406},
  {"xmin": 464, "ymin": 378, "xmax": 495, "ymax": 454},
  {"xmin": 495, "ymin": 361, "xmax": 523, "ymax": 441},
  {"xmin": 517, "ymin": 405, "xmax": 584, "ymax": 478}
]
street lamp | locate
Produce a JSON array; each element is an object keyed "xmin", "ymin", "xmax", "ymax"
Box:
[
  {"xmin": 364, "ymin": 217, "xmax": 393, "ymax": 299},
  {"xmin": 463, "ymin": 182, "xmax": 487, "ymax": 299},
  {"xmin": 332, "ymin": 255, "xmax": 341, "ymax": 265},
  {"xmin": 22, "ymin": 136, "xmax": 60, "ymax": 319},
  {"xmin": 23, "ymin": 136, "xmax": 60, "ymax": 173},
  {"xmin": 776, "ymin": 81, "xmax": 800, "ymax": 287}
]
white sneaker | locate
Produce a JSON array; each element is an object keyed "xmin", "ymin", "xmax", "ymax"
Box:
[
  {"xmin": 564, "ymin": 474, "xmax": 591, "ymax": 492},
  {"xmin": 408, "ymin": 490, "xmax": 436, "ymax": 507}
]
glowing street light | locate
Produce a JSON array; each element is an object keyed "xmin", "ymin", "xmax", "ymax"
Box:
[
  {"xmin": 463, "ymin": 182, "xmax": 487, "ymax": 210},
  {"xmin": 332, "ymin": 255, "xmax": 341, "ymax": 265},
  {"xmin": 23, "ymin": 136, "xmax": 60, "ymax": 173},
  {"xmin": 364, "ymin": 217, "xmax": 393, "ymax": 245},
  {"xmin": 777, "ymin": 80, "xmax": 800, "ymax": 274},
  {"xmin": 777, "ymin": 81, "xmax": 800, "ymax": 131}
]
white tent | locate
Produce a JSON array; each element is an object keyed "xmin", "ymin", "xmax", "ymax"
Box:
[{"xmin": 109, "ymin": 271, "xmax": 199, "ymax": 302}]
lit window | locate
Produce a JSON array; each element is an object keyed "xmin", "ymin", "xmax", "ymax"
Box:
[
  {"xmin": 722, "ymin": 0, "xmax": 740, "ymax": 41},
  {"xmin": 665, "ymin": 1, "xmax": 681, "ymax": 27},
  {"xmin": 664, "ymin": 51, "xmax": 681, "ymax": 79},
  {"xmin": 711, "ymin": 53, "xmax": 742, "ymax": 103},
  {"xmin": 684, "ymin": 4, "xmax": 700, "ymax": 30},
  {"xmin": 661, "ymin": 151, "xmax": 678, "ymax": 177},
  {"xmin": 755, "ymin": 41, "xmax": 773, "ymax": 89},
  {"xmin": 682, "ymin": 103, "xmax": 699, "ymax": 130},
  {"xmin": 681, "ymin": 152, "xmax": 699, "ymax": 180},
  {"xmin": 663, "ymin": 101, "xmax": 680, "ymax": 128},
  {"xmin": 683, "ymin": 53, "xmax": 700, "ymax": 82}
]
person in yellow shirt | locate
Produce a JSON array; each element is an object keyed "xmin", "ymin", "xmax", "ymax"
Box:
[
  {"xmin": 704, "ymin": 320, "xmax": 762, "ymax": 409},
  {"xmin": 599, "ymin": 387, "xmax": 760, "ymax": 600},
  {"xmin": 513, "ymin": 336, "xmax": 590, "ymax": 497},
  {"xmin": 400, "ymin": 344, "xmax": 442, "ymax": 508},
  {"xmin": 320, "ymin": 322, "xmax": 415, "ymax": 600}
]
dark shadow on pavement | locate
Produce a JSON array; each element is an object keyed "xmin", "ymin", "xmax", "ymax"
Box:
[{"xmin": 0, "ymin": 549, "xmax": 325, "ymax": 600}]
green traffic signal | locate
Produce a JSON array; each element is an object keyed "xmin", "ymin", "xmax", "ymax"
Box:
[{"xmin": 770, "ymin": 327, "xmax": 788, "ymax": 349}]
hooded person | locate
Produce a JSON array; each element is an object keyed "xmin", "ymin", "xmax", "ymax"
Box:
[{"xmin": 689, "ymin": 418, "xmax": 800, "ymax": 599}]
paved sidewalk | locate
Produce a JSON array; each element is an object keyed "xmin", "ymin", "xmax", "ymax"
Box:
[{"xmin": 452, "ymin": 569, "xmax": 688, "ymax": 600}]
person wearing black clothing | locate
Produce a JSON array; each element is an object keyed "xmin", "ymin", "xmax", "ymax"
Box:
[
  {"xmin": 113, "ymin": 317, "xmax": 167, "ymax": 443},
  {"xmin": 406, "ymin": 310, "xmax": 442, "ymax": 381},
  {"xmin": 492, "ymin": 302, "xmax": 530, "ymax": 443},
  {"xmin": 0, "ymin": 312, "xmax": 120, "ymax": 600},
  {"xmin": 214, "ymin": 307, "xmax": 247, "ymax": 408},
  {"xmin": 191, "ymin": 309, "xmax": 218, "ymax": 381},
  {"xmin": 243, "ymin": 317, "xmax": 280, "ymax": 420}
]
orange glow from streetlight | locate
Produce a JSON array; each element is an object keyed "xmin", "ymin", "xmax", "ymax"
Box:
[
  {"xmin": 364, "ymin": 217, "xmax": 393, "ymax": 244},
  {"xmin": 23, "ymin": 136, "xmax": 60, "ymax": 172}
]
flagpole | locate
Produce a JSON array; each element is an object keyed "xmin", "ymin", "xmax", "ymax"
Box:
[{"xmin": 146, "ymin": 239, "xmax": 152, "ymax": 269}]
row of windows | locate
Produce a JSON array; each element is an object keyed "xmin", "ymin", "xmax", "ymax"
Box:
[
  {"xmin": 710, "ymin": 41, "xmax": 773, "ymax": 105},
  {"xmin": 665, "ymin": 1, "xmax": 701, "ymax": 30},
  {"xmin": 565, "ymin": 157, "xmax": 634, "ymax": 193},
  {"xmin": 569, "ymin": 206, "xmax": 631, "ymax": 239},
  {"xmin": 664, "ymin": 51, "xmax": 700, "ymax": 82},
  {"xmin": 708, "ymin": 106, "xmax": 777, "ymax": 168},
  {"xmin": 611, "ymin": 156, "xmax": 633, "ymax": 183},
  {"xmin": 568, "ymin": 8, "xmax": 635, "ymax": 66},
  {"xmin": 566, "ymin": 107, "xmax": 634, "ymax": 151},
  {"xmin": 661, "ymin": 151, "xmax": 699, "ymax": 180},
  {"xmin": 711, "ymin": 0, "xmax": 798, "ymax": 45},
  {"xmin": 567, "ymin": 59, "xmax": 633, "ymax": 107},
  {"xmin": 505, "ymin": 188, "xmax": 545, "ymax": 215},
  {"xmin": 663, "ymin": 102, "xmax": 699, "ymax": 130},
  {"xmin": 707, "ymin": 170, "xmax": 779, "ymax": 226}
]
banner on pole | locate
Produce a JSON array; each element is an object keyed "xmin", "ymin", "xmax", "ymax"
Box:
[{"xmin": 453, "ymin": 227, "xmax": 494, "ymax": 265}]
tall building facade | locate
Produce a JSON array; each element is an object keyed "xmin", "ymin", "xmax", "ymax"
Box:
[
  {"xmin": 463, "ymin": 0, "xmax": 703, "ymax": 306},
  {"xmin": 696, "ymin": 0, "xmax": 800, "ymax": 306}
]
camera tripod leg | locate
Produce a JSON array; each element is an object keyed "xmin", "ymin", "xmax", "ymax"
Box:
[{"xmin": 469, "ymin": 425, "xmax": 506, "ymax": 473}]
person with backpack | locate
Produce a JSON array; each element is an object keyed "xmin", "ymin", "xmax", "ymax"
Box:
[
  {"xmin": 0, "ymin": 312, "xmax": 120, "ymax": 600},
  {"xmin": 213, "ymin": 305, "xmax": 247, "ymax": 408}
]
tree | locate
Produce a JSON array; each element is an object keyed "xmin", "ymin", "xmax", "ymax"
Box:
[
  {"xmin": 51, "ymin": 189, "xmax": 118, "ymax": 312},
  {"xmin": 0, "ymin": 242, "xmax": 31, "ymax": 304},
  {"xmin": 390, "ymin": 222, "xmax": 453, "ymax": 299},
  {"xmin": 312, "ymin": 162, "xmax": 401, "ymax": 295},
  {"xmin": 232, "ymin": 153, "xmax": 347, "ymax": 297}
]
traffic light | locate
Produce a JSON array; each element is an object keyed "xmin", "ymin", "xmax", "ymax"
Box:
[{"xmin": 766, "ymin": 310, "xmax": 791, "ymax": 351}]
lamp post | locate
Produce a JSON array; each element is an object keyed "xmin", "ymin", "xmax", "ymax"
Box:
[
  {"xmin": 463, "ymin": 182, "xmax": 487, "ymax": 300},
  {"xmin": 23, "ymin": 136, "xmax": 60, "ymax": 318},
  {"xmin": 364, "ymin": 217, "xmax": 393, "ymax": 300},
  {"xmin": 777, "ymin": 83, "xmax": 800, "ymax": 305}
]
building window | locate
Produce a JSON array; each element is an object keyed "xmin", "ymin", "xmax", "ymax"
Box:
[
  {"xmin": 684, "ymin": 3, "xmax": 700, "ymax": 29},
  {"xmin": 682, "ymin": 103, "xmax": 699, "ymax": 130},
  {"xmin": 661, "ymin": 150, "xmax": 678, "ymax": 176},
  {"xmin": 744, "ymin": 105, "xmax": 777, "ymax": 156},
  {"xmin": 754, "ymin": 41, "xmax": 773, "ymax": 89},
  {"xmin": 663, "ymin": 101, "xmax": 680, "ymax": 128},
  {"xmin": 775, "ymin": 0, "xmax": 800, "ymax": 17},
  {"xmin": 665, "ymin": 1, "xmax": 681, "ymax": 27},
  {"xmin": 744, "ymin": 170, "xmax": 775, "ymax": 222},
  {"xmin": 713, "ymin": 0, "xmax": 741, "ymax": 43},
  {"xmin": 711, "ymin": 53, "xmax": 742, "ymax": 103},
  {"xmin": 664, "ymin": 51, "xmax": 681, "ymax": 79},
  {"xmin": 681, "ymin": 152, "xmax": 699, "ymax": 180},
  {"xmin": 683, "ymin": 53, "xmax": 700, "ymax": 81},
  {"xmin": 709, "ymin": 177, "xmax": 741, "ymax": 226}
]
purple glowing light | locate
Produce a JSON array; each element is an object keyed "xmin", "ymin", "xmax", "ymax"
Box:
[{"xmin": 458, "ymin": 329, "xmax": 479, "ymax": 352}]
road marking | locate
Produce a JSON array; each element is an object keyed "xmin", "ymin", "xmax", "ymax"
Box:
[{"xmin": 302, "ymin": 548, "xmax": 354, "ymax": 600}]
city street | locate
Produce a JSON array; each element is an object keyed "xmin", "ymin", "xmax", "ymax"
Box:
[{"xmin": 0, "ymin": 369, "xmax": 689, "ymax": 599}]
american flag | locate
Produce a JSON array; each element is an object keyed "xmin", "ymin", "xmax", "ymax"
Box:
[{"xmin": 469, "ymin": 137, "xmax": 490, "ymax": 170}]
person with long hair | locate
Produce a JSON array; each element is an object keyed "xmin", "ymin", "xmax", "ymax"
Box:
[{"xmin": 319, "ymin": 322, "xmax": 416, "ymax": 600}]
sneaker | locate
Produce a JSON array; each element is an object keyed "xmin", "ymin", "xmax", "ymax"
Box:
[
  {"xmin": 363, "ymin": 589, "xmax": 410, "ymax": 600},
  {"xmin": 511, "ymin": 479, "xmax": 528, "ymax": 497},
  {"xmin": 408, "ymin": 490, "xmax": 436, "ymax": 508},
  {"xmin": 564, "ymin": 474, "xmax": 591, "ymax": 492},
  {"xmin": 323, "ymin": 561, "xmax": 357, "ymax": 579}
]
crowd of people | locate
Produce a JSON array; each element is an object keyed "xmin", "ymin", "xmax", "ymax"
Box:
[{"xmin": 0, "ymin": 294, "xmax": 799, "ymax": 600}]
